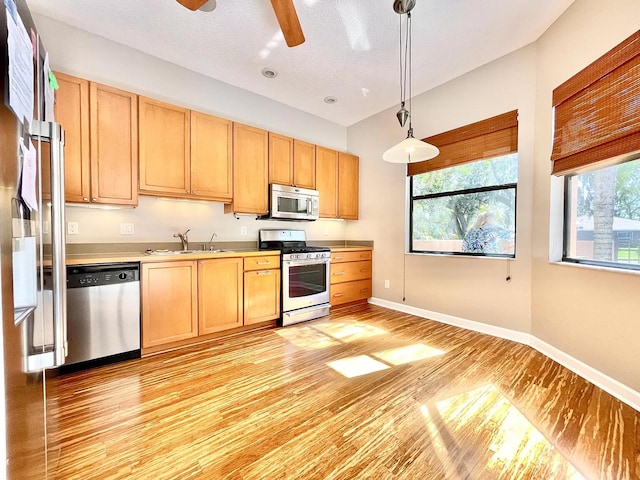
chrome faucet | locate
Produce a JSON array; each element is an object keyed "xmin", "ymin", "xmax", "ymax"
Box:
[
  {"xmin": 209, "ymin": 232, "xmax": 218, "ymax": 250},
  {"xmin": 174, "ymin": 229, "xmax": 190, "ymax": 251}
]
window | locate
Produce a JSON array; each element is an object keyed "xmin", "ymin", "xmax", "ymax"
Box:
[
  {"xmin": 552, "ymin": 31, "xmax": 640, "ymax": 271},
  {"xmin": 407, "ymin": 110, "xmax": 519, "ymax": 257},
  {"xmin": 564, "ymin": 157, "xmax": 640, "ymax": 270},
  {"xmin": 410, "ymin": 154, "xmax": 517, "ymax": 256}
]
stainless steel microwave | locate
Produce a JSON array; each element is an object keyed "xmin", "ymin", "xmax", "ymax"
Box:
[{"xmin": 268, "ymin": 184, "xmax": 319, "ymax": 221}]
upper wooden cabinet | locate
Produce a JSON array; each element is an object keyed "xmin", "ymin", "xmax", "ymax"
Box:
[
  {"xmin": 225, "ymin": 123, "xmax": 269, "ymax": 215},
  {"xmin": 90, "ymin": 83, "xmax": 138, "ymax": 205},
  {"xmin": 269, "ymin": 135, "xmax": 316, "ymax": 189},
  {"xmin": 138, "ymin": 97, "xmax": 190, "ymax": 196},
  {"xmin": 316, "ymin": 146, "xmax": 339, "ymax": 218},
  {"xmin": 338, "ymin": 152, "xmax": 359, "ymax": 220},
  {"xmin": 53, "ymin": 73, "xmax": 138, "ymax": 205},
  {"xmin": 269, "ymin": 133, "xmax": 294, "ymax": 186},
  {"xmin": 53, "ymin": 72, "xmax": 90, "ymax": 203},
  {"xmin": 190, "ymin": 112, "xmax": 233, "ymax": 202}
]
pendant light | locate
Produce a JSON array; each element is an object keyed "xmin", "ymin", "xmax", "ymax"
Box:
[{"xmin": 383, "ymin": 0, "xmax": 439, "ymax": 164}]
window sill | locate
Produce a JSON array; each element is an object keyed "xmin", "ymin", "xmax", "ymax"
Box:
[
  {"xmin": 548, "ymin": 260, "xmax": 640, "ymax": 277},
  {"xmin": 407, "ymin": 251, "xmax": 515, "ymax": 260}
]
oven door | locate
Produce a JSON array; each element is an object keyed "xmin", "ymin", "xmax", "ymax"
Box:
[{"xmin": 282, "ymin": 258, "xmax": 330, "ymax": 312}]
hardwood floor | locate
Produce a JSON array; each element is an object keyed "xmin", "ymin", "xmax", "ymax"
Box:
[{"xmin": 46, "ymin": 304, "xmax": 639, "ymax": 479}]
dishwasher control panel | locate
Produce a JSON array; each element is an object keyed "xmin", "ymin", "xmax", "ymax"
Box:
[{"xmin": 67, "ymin": 264, "xmax": 140, "ymax": 289}]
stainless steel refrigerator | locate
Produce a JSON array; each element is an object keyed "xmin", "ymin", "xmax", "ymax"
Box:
[{"xmin": 1, "ymin": 0, "xmax": 67, "ymax": 477}]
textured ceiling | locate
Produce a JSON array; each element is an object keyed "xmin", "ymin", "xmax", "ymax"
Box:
[{"xmin": 27, "ymin": 0, "xmax": 575, "ymax": 127}]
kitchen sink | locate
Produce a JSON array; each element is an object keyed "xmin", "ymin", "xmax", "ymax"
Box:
[{"xmin": 145, "ymin": 249, "xmax": 231, "ymax": 255}]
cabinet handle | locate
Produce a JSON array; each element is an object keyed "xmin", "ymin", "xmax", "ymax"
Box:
[
  {"xmin": 360, "ymin": 268, "xmax": 368, "ymax": 272},
  {"xmin": 333, "ymin": 272, "xmax": 345, "ymax": 275},
  {"xmin": 91, "ymin": 198, "xmax": 97, "ymax": 202},
  {"xmin": 256, "ymin": 261, "xmax": 271, "ymax": 265},
  {"xmin": 360, "ymin": 288, "xmax": 369, "ymax": 293},
  {"xmin": 83, "ymin": 197, "xmax": 89, "ymax": 202},
  {"xmin": 256, "ymin": 270, "xmax": 272, "ymax": 276},
  {"xmin": 334, "ymin": 255, "xmax": 345, "ymax": 260},
  {"xmin": 333, "ymin": 293, "xmax": 344, "ymax": 297}
]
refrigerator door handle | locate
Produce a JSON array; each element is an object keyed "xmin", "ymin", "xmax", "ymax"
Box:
[{"xmin": 30, "ymin": 120, "xmax": 67, "ymax": 367}]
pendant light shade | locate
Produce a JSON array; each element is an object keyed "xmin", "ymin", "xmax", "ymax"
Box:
[
  {"xmin": 383, "ymin": 130, "xmax": 440, "ymax": 163},
  {"xmin": 383, "ymin": 2, "xmax": 439, "ymax": 164}
]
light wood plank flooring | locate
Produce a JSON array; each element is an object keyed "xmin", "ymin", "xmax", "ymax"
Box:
[{"xmin": 46, "ymin": 304, "xmax": 640, "ymax": 479}]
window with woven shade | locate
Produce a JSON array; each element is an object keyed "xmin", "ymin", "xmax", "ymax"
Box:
[
  {"xmin": 408, "ymin": 111, "xmax": 518, "ymax": 257},
  {"xmin": 559, "ymin": 30, "xmax": 640, "ymax": 271}
]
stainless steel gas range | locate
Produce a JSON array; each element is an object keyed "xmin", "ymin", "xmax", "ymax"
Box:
[{"xmin": 259, "ymin": 229, "xmax": 330, "ymax": 326}]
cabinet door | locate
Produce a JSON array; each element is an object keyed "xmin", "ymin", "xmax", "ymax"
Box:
[
  {"xmin": 293, "ymin": 140, "xmax": 315, "ymax": 189},
  {"xmin": 338, "ymin": 152, "xmax": 359, "ymax": 220},
  {"xmin": 226, "ymin": 123, "xmax": 268, "ymax": 214},
  {"xmin": 54, "ymin": 72, "xmax": 90, "ymax": 203},
  {"xmin": 198, "ymin": 258, "xmax": 243, "ymax": 334},
  {"xmin": 139, "ymin": 97, "xmax": 190, "ymax": 195},
  {"xmin": 89, "ymin": 83, "xmax": 138, "ymax": 205},
  {"xmin": 142, "ymin": 261, "xmax": 198, "ymax": 348},
  {"xmin": 316, "ymin": 146, "xmax": 338, "ymax": 218},
  {"xmin": 269, "ymin": 132, "xmax": 294, "ymax": 186},
  {"xmin": 190, "ymin": 112, "xmax": 233, "ymax": 201},
  {"xmin": 244, "ymin": 269, "xmax": 281, "ymax": 325}
]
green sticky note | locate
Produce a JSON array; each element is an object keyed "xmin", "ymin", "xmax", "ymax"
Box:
[{"xmin": 48, "ymin": 71, "xmax": 59, "ymax": 90}]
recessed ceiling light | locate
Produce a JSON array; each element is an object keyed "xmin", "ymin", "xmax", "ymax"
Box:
[
  {"xmin": 261, "ymin": 68, "xmax": 278, "ymax": 79},
  {"xmin": 324, "ymin": 96, "xmax": 338, "ymax": 104}
]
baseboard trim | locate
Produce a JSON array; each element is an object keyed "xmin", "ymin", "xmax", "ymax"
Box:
[{"xmin": 368, "ymin": 297, "xmax": 640, "ymax": 412}]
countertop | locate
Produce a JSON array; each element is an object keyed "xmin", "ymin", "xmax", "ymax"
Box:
[
  {"xmin": 64, "ymin": 249, "xmax": 280, "ymax": 265},
  {"xmin": 328, "ymin": 246, "xmax": 373, "ymax": 252}
]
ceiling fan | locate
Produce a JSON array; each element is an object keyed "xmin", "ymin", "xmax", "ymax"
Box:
[{"xmin": 175, "ymin": 0, "xmax": 305, "ymax": 47}]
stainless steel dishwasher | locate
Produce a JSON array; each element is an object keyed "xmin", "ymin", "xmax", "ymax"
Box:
[{"xmin": 64, "ymin": 263, "xmax": 141, "ymax": 368}]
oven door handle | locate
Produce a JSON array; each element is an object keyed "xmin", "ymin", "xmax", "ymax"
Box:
[{"xmin": 283, "ymin": 259, "xmax": 330, "ymax": 268}]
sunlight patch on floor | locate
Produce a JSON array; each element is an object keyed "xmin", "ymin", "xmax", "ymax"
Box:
[
  {"xmin": 313, "ymin": 322, "xmax": 388, "ymax": 343},
  {"xmin": 327, "ymin": 355, "xmax": 390, "ymax": 378},
  {"xmin": 274, "ymin": 326, "xmax": 341, "ymax": 350},
  {"xmin": 420, "ymin": 385, "xmax": 585, "ymax": 479},
  {"xmin": 372, "ymin": 343, "xmax": 445, "ymax": 365}
]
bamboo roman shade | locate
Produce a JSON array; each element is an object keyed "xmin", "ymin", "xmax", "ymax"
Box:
[
  {"xmin": 407, "ymin": 110, "xmax": 518, "ymax": 176},
  {"xmin": 550, "ymin": 30, "xmax": 640, "ymax": 175}
]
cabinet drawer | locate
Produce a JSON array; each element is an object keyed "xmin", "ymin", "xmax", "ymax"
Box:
[
  {"xmin": 331, "ymin": 250, "xmax": 372, "ymax": 263},
  {"xmin": 330, "ymin": 279, "xmax": 371, "ymax": 306},
  {"xmin": 330, "ymin": 260, "xmax": 371, "ymax": 284},
  {"xmin": 244, "ymin": 255, "xmax": 280, "ymax": 271}
]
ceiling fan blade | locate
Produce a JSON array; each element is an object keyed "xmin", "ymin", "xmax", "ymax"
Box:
[
  {"xmin": 176, "ymin": 0, "xmax": 208, "ymax": 11},
  {"xmin": 270, "ymin": 0, "xmax": 305, "ymax": 47}
]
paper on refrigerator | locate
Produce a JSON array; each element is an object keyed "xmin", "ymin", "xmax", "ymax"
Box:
[
  {"xmin": 19, "ymin": 139, "xmax": 38, "ymax": 212},
  {"xmin": 5, "ymin": 0, "xmax": 34, "ymax": 127}
]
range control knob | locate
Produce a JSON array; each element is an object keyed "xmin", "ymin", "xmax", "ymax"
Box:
[{"xmin": 118, "ymin": 272, "xmax": 128, "ymax": 280}]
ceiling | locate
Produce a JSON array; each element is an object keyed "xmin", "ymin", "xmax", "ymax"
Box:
[{"xmin": 27, "ymin": 0, "xmax": 575, "ymax": 127}]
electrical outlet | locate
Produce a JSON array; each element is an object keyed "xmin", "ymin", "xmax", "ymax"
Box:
[
  {"xmin": 67, "ymin": 222, "xmax": 79, "ymax": 235},
  {"xmin": 240, "ymin": 226, "xmax": 247, "ymax": 236},
  {"xmin": 120, "ymin": 223, "xmax": 135, "ymax": 235},
  {"xmin": 384, "ymin": 279, "xmax": 390, "ymax": 289}
]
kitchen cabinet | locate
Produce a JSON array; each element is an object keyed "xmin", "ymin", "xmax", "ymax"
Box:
[
  {"xmin": 198, "ymin": 258, "xmax": 243, "ymax": 334},
  {"xmin": 316, "ymin": 147, "xmax": 360, "ymax": 220},
  {"xmin": 338, "ymin": 152, "xmax": 359, "ymax": 220},
  {"xmin": 244, "ymin": 255, "xmax": 281, "ymax": 325},
  {"xmin": 51, "ymin": 72, "xmax": 90, "ymax": 203},
  {"xmin": 89, "ymin": 82, "xmax": 138, "ymax": 205},
  {"xmin": 225, "ymin": 123, "xmax": 269, "ymax": 215},
  {"xmin": 142, "ymin": 261, "xmax": 198, "ymax": 348},
  {"xmin": 138, "ymin": 96, "xmax": 190, "ymax": 196},
  {"xmin": 269, "ymin": 134, "xmax": 316, "ymax": 189},
  {"xmin": 329, "ymin": 249, "xmax": 372, "ymax": 306},
  {"xmin": 51, "ymin": 74, "xmax": 138, "ymax": 205},
  {"xmin": 316, "ymin": 146, "xmax": 338, "ymax": 218},
  {"xmin": 190, "ymin": 111, "xmax": 233, "ymax": 201}
]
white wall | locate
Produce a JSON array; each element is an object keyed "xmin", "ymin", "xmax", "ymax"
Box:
[
  {"xmin": 347, "ymin": 45, "xmax": 537, "ymax": 333},
  {"xmin": 33, "ymin": 14, "xmax": 350, "ymax": 245},
  {"xmin": 347, "ymin": 0, "xmax": 640, "ymax": 392}
]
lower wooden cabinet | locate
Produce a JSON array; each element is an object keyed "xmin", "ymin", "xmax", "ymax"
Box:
[
  {"xmin": 142, "ymin": 261, "xmax": 198, "ymax": 348},
  {"xmin": 198, "ymin": 258, "xmax": 243, "ymax": 334},
  {"xmin": 329, "ymin": 248, "xmax": 373, "ymax": 306},
  {"xmin": 142, "ymin": 254, "xmax": 281, "ymax": 352},
  {"xmin": 244, "ymin": 268, "xmax": 281, "ymax": 325}
]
